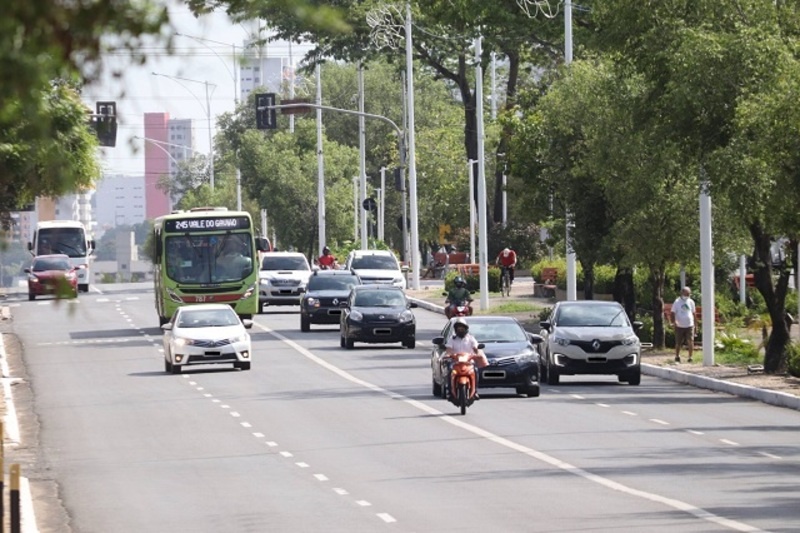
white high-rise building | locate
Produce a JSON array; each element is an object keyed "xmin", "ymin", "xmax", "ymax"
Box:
[
  {"xmin": 93, "ymin": 173, "xmax": 146, "ymax": 238},
  {"xmin": 167, "ymin": 118, "xmax": 194, "ymax": 179}
]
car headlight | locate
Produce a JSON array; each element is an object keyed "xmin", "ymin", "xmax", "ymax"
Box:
[
  {"xmin": 66, "ymin": 271, "xmax": 77, "ymax": 280},
  {"xmin": 231, "ymin": 333, "xmax": 249, "ymax": 344},
  {"xmin": 174, "ymin": 337, "xmax": 195, "ymax": 347},
  {"xmin": 28, "ymin": 275, "xmax": 39, "ymax": 282},
  {"xmin": 260, "ymin": 278, "xmax": 271, "ymax": 286},
  {"xmin": 306, "ymin": 297, "xmax": 319, "ymax": 307},
  {"xmin": 349, "ymin": 310, "xmax": 364, "ymax": 322},
  {"xmin": 400, "ymin": 309, "xmax": 414, "ymax": 322},
  {"xmin": 622, "ymin": 335, "xmax": 640, "ymax": 346},
  {"xmin": 553, "ymin": 335, "xmax": 571, "ymax": 347},
  {"xmin": 515, "ymin": 351, "xmax": 537, "ymax": 363}
]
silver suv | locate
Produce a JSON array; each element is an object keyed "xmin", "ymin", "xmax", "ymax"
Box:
[
  {"xmin": 258, "ymin": 252, "xmax": 311, "ymax": 311},
  {"xmin": 538, "ymin": 300, "xmax": 643, "ymax": 385},
  {"xmin": 345, "ymin": 250, "xmax": 406, "ymax": 289}
]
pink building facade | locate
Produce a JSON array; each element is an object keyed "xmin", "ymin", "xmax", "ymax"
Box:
[{"xmin": 144, "ymin": 113, "xmax": 171, "ymax": 219}]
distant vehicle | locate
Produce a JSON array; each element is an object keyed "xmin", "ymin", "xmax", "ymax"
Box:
[
  {"xmin": 431, "ymin": 316, "xmax": 544, "ymax": 399},
  {"xmin": 151, "ymin": 208, "xmax": 270, "ymax": 325},
  {"xmin": 538, "ymin": 300, "xmax": 643, "ymax": 385},
  {"xmin": 340, "ymin": 284, "xmax": 417, "ymax": 349},
  {"xmin": 344, "ymin": 249, "xmax": 406, "ymax": 289},
  {"xmin": 161, "ymin": 303, "xmax": 253, "ymax": 374},
  {"xmin": 258, "ymin": 251, "xmax": 312, "ymax": 311},
  {"xmin": 28, "ymin": 220, "xmax": 95, "ymax": 292},
  {"xmin": 300, "ymin": 269, "xmax": 361, "ymax": 332},
  {"xmin": 25, "ymin": 254, "xmax": 80, "ymax": 300}
]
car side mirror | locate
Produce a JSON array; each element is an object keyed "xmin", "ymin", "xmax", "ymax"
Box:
[
  {"xmin": 161, "ymin": 323, "xmax": 173, "ymax": 331},
  {"xmin": 632, "ymin": 320, "xmax": 644, "ymax": 331},
  {"xmin": 477, "ymin": 343, "xmax": 485, "ymax": 350},
  {"xmin": 528, "ymin": 333, "xmax": 545, "ymax": 344},
  {"xmin": 539, "ymin": 321, "xmax": 552, "ymax": 332},
  {"xmin": 441, "ymin": 291, "xmax": 448, "ymax": 296},
  {"xmin": 24, "ymin": 268, "xmax": 31, "ymax": 274},
  {"xmin": 409, "ymin": 302, "xmax": 418, "ymax": 308},
  {"xmin": 432, "ymin": 336, "xmax": 444, "ymax": 345},
  {"xmin": 242, "ymin": 319, "xmax": 254, "ymax": 329}
]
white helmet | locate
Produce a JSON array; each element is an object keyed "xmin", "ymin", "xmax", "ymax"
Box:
[
  {"xmin": 453, "ymin": 317, "xmax": 469, "ymax": 330},
  {"xmin": 502, "ymin": 248, "xmax": 510, "ymax": 257}
]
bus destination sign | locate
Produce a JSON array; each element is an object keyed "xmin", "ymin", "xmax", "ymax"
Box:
[{"xmin": 165, "ymin": 216, "xmax": 251, "ymax": 233}]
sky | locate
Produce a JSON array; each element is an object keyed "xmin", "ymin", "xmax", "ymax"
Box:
[{"xmin": 84, "ymin": 1, "xmax": 313, "ymax": 176}]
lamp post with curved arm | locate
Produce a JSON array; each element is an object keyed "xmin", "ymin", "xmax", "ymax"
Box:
[
  {"xmin": 135, "ymin": 136, "xmax": 205, "ymax": 211},
  {"xmin": 151, "ymin": 72, "xmax": 216, "ymax": 190}
]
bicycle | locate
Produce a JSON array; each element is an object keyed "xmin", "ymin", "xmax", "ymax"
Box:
[{"xmin": 500, "ymin": 266, "xmax": 512, "ymax": 297}]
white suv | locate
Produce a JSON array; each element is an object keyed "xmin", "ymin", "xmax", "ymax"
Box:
[
  {"xmin": 345, "ymin": 250, "xmax": 406, "ymax": 289},
  {"xmin": 258, "ymin": 252, "xmax": 312, "ymax": 311}
]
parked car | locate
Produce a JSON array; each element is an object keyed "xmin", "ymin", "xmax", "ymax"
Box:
[
  {"xmin": 25, "ymin": 254, "xmax": 80, "ymax": 300},
  {"xmin": 161, "ymin": 303, "xmax": 253, "ymax": 374},
  {"xmin": 340, "ymin": 284, "xmax": 417, "ymax": 349},
  {"xmin": 344, "ymin": 249, "xmax": 406, "ymax": 289},
  {"xmin": 258, "ymin": 252, "xmax": 312, "ymax": 311},
  {"xmin": 431, "ymin": 316, "xmax": 544, "ymax": 398},
  {"xmin": 300, "ymin": 269, "xmax": 361, "ymax": 332},
  {"xmin": 538, "ymin": 300, "xmax": 643, "ymax": 385}
]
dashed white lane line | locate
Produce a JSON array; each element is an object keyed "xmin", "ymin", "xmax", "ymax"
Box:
[
  {"xmin": 334, "ymin": 488, "xmax": 349, "ymax": 495},
  {"xmin": 377, "ymin": 513, "xmax": 396, "ymax": 523},
  {"xmin": 687, "ymin": 429, "xmax": 705, "ymax": 435},
  {"xmin": 650, "ymin": 419, "xmax": 670, "ymax": 426},
  {"xmin": 265, "ymin": 441, "xmax": 278, "ymax": 447},
  {"xmin": 570, "ymin": 394, "xmax": 585, "ymax": 400},
  {"xmin": 229, "ymin": 411, "xmax": 240, "ymax": 417},
  {"xmin": 314, "ymin": 474, "xmax": 329, "ymax": 481},
  {"xmin": 240, "ymin": 422, "xmax": 251, "ymax": 428},
  {"xmin": 720, "ymin": 439, "xmax": 740, "ymax": 446},
  {"xmin": 253, "ymin": 322, "xmax": 767, "ymax": 533},
  {"xmin": 758, "ymin": 452, "xmax": 781, "ymax": 460},
  {"xmin": 280, "ymin": 451, "xmax": 293, "ymax": 458},
  {"xmin": 296, "ymin": 462, "xmax": 309, "ymax": 468},
  {"xmin": 596, "ymin": 403, "xmax": 610, "ymax": 408},
  {"xmin": 621, "ymin": 410, "xmax": 637, "ymax": 416},
  {"xmin": 252, "ymin": 432, "xmax": 265, "ymax": 438},
  {"xmin": 356, "ymin": 500, "xmax": 371, "ymax": 507}
]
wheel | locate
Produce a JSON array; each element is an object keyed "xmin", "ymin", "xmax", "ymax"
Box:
[
  {"xmin": 258, "ymin": 302, "xmax": 265, "ymax": 314},
  {"xmin": 300, "ymin": 316, "xmax": 310, "ymax": 332},
  {"xmin": 526, "ymin": 385, "xmax": 540, "ymax": 398},
  {"xmin": 403, "ymin": 338, "xmax": 415, "ymax": 349},
  {"xmin": 171, "ymin": 364, "xmax": 181, "ymax": 374},
  {"xmin": 340, "ymin": 334, "xmax": 346, "ymax": 348},
  {"xmin": 237, "ymin": 362, "xmax": 251, "ymax": 371},
  {"xmin": 458, "ymin": 383, "xmax": 468, "ymax": 415},
  {"xmin": 345, "ymin": 337, "xmax": 354, "ymax": 349},
  {"xmin": 626, "ymin": 369, "xmax": 641, "ymax": 386},
  {"xmin": 546, "ymin": 358, "xmax": 560, "ymax": 385},
  {"xmin": 164, "ymin": 359, "xmax": 173, "ymax": 373},
  {"xmin": 432, "ymin": 377, "xmax": 442, "ymax": 397},
  {"xmin": 28, "ymin": 292, "xmax": 35, "ymax": 301}
]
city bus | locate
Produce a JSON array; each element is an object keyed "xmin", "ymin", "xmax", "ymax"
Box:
[
  {"xmin": 152, "ymin": 208, "xmax": 269, "ymax": 325},
  {"xmin": 28, "ymin": 220, "xmax": 95, "ymax": 293}
]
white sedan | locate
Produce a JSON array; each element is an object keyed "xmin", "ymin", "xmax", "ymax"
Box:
[{"xmin": 161, "ymin": 304, "xmax": 253, "ymax": 374}]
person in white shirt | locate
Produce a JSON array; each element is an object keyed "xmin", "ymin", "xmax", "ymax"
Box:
[
  {"xmin": 670, "ymin": 286, "xmax": 697, "ymax": 363},
  {"xmin": 444, "ymin": 318, "xmax": 489, "ymax": 398}
]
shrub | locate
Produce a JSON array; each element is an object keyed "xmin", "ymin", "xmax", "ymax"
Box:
[
  {"xmin": 714, "ymin": 332, "xmax": 761, "ymax": 365},
  {"xmin": 787, "ymin": 342, "xmax": 800, "ymax": 378}
]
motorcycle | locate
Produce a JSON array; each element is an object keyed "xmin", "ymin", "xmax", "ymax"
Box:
[
  {"xmin": 442, "ymin": 292, "xmax": 473, "ymax": 319},
  {"xmin": 444, "ymin": 345, "xmax": 486, "ymax": 415}
]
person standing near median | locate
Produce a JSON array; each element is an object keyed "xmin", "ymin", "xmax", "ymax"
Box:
[{"xmin": 670, "ymin": 286, "xmax": 696, "ymax": 363}]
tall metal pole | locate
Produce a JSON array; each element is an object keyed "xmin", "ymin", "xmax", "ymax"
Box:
[
  {"xmin": 468, "ymin": 159, "xmax": 476, "ymax": 263},
  {"xmin": 289, "ymin": 41, "xmax": 295, "ymax": 134},
  {"xmin": 699, "ymin": 175, "xmax": 715, "ymax": 366},
  {"xmin": 204, "ymin": 80, "xmax": 214, "ymax": 190},
  {"xmin": 405, "ymin": 2, "xmax": 420, "ymax": 289},
  {"xmin": 379, "ymin": 167, "xmax": 386, "ymax": 241},
  {"xmin": 358, "ymin": 63, "xmax": 368, "ymax": 250},
  {"xmin": 490, "ymin": 52, "xmax": 497, "ymax": 120},
  {"xmin": 476, "ymin": 36, "xmax": 489, "ymax": 311},
  {"xmin": 353, "ymin": 176, "xmax": 359, "ymax": 241},
  {"xmin": 316, "ymin": 63, "xmax": 326, "ymax": 255},
  {"xmin": 565, "ymin": 0, "xmax": 576, "ymax": 300}
]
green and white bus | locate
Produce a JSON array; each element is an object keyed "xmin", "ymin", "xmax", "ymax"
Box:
[{"xmin": 152, "ymin": 208, "xmax": 269, "ymax": 325}]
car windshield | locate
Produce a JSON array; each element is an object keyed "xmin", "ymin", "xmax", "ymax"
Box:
[
  {"xmin": 177, "ymin": 308, "xmax": 241, "ymax": 328},
  {"xmin": 555, "ymin": 304, "xmax": 630, "ymax": 327},
  {"xmin": 261, "ymin": 256, "xmax": 309, "ymax": 271},
  {"xmin": 32, "ymin": 258, "xmax": 70, "ymax": 271},
  {"xmin": 350, "ymin": 255, "xmax": 398, "ymax": 270},
  {"xmin": 466, "ymin": 322, "xmax": 528, "ymax": 343},
  {"xmin": 354, "ymin": 291, "xmax": 405, "ymax": 307},
  {"xmin": 308, "ymin": 276, "xmax": 359, "ymax": 291}
]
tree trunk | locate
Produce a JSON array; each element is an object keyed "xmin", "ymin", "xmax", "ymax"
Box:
[
  {"xmin": 749, "ymin": 224, "xmax": 792, "ymax": 373},
  {"xmin": 582, "ymin": 261, "xmax": 594, "ymax": 300},
  {"xmin": 650, "ymin": 266, "xmax": 667, "ymax": 349},
  {"xmin": 493, "ymin": 51, "xmax": 520, "ymax": 223}
]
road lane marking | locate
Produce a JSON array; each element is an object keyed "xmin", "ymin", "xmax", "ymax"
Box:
[
  {"xmin": 720, "ymin": 439, "xmax": 740, "ymax": 446},
  {"xmin": 596, "ymin": 403, "xmax": 610, "ymax": 408},
  {"xmin": 296, "ymin": 462, "xmax": 309, "ymax": 468},
  {"xmin": 266, "ymin": 441, "xmax": 278, "ymax": 447},
  {"xmin": 314, "ymin": 474, "xmax": 329, "ymax": 481},
  {"xmin": 356, "ymin": 500, "xmax": 371, "ymax": 507},
  {"xmin": 758, "ymin": 452, "xmax": 781, "ymax": 459},
  {"xmin": 240, "ymin": 422, "xmax": 251, "ymax": 428},
  {"xmin": 377, "ymin": 513, "xmax": 396, "ymax": 523},
  {"xmin": 570, "ymin": 394, "xmax": 585, "ymax": 400},
  {"xmin": 649, "ymin": 419, "xmax": 670, "ymax": 425},
  {"xmin": 280, "ymin": 451, "xmax": 293, "ymax": 458},
  {"xmin": 252, "ymin": 432, "xmax": 264, "ymax": 438},
  {"xmin": 334, "ymin": 488, "xmax": 349, "ymax": 495},
  {"xmin": 621, "ymin": 411, "xmax": 637, "ymax": 416},
  {"xmin": 687, "ymin": 429, "xmax": 704, "ymax": 435},
  {"xmin": 255, "ymin": 321, "xmax": 768, "ymax": 533}
]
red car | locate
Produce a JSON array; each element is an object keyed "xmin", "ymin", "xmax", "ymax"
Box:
[{"xmin": 25, "ymin": 254, "xmax": 80, "ymax": 300}]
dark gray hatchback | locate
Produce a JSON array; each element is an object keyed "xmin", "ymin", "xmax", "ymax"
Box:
[
  {"xmin": 300, "ymin": 270, "xmax": 361, "ymax": 331},
  {"xmin": 340, "ymin": 284, "xmax": 417, "ymax": 349}
]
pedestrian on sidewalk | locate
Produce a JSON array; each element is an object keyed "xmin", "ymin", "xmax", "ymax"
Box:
[{"xmin": 670, "ymin": 286, "xmax": 696, "ymax": 363}]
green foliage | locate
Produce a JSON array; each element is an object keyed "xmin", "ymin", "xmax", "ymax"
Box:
[
  {"xmin": 714, "ymin": 332, "xmax": 761, "ymax": 366},
  {"xmin": 787, "ymin": 342, "xmax": 800, "ymax": 378}
]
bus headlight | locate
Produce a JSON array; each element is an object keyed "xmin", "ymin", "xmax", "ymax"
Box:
[
  {"xmin": 241, "ymin": 282, "xmax": 257, "ymax": 300},
  {"xmin": 167, "ymin": 288, "xmax": 184, "ymax": 303}
]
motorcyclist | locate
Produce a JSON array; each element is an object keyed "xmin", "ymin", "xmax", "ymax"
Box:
[
  {"xmin": 444, "ymin": 276, "xmax": 473, "ymax": 319},
  {"xmin": 444, "ymin": 318, "xmax": 489, "ymax": 399},
  {"xmin": 317, "ymin": 246, "xmax": 338, "ymax": 270},
  {"xmin": 495, "ymin": 247, "xmax": 517, "ymax": 284}
]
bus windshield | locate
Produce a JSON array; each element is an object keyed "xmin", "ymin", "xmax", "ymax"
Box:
[
  {"xmin": 37, "ymin": 228, "xmax": 87, "ymax": 258},
  {"xmin": 165, "ymin": 233, "xmax": 254, "ymax": 284}
]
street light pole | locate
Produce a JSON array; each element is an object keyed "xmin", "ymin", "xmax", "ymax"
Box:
[
  {"xmin": 405, "ymin": 1, "xmax": 420, "ymax": 289},
  {"xmin": 151, "ymin": 72, "xmax": 216, "ymax": 190}
]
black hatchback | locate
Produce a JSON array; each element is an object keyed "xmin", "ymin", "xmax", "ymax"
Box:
[
  {"xmin": 340, "ymin": 285, "xmax": 417, "ymax": 349},
  {"xmin": 300, "ymin": 270, "xmax": 361, "ymax": 331}
]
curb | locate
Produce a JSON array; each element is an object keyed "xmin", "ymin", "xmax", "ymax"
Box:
[{"xmin": 408, "ymin": 297, "xmax": 800, "ymax": 412}]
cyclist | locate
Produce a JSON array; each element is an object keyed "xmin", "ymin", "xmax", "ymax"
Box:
[{"xmin": 495, "ymin": 247, "xmax": 517, "ymax": 286}]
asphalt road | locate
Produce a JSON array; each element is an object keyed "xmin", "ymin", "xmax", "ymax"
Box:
[{"xmin": 2, "ymin": 282, "xmax": 800, "ymax": 532}]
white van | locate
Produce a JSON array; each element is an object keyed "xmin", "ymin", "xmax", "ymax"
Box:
[{"xmin": 345, "ymin": 250, "xmax": 406, "ymax": 289}]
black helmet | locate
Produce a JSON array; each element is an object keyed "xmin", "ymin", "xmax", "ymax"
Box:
[
  {"xmin": 454, "ymin": 276, "xmax": 466, "ymax": 288},
  {"xmin": 322, "ymin": 246, "xmax": 330, "ymax": 254}
]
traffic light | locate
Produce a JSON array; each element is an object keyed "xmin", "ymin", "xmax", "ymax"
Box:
[
  {"xmin": 394, "ymin": 167, "xmax": 405, "ymax": 192},
  {"xmin": 91, "ymin": 101, "xmax": 117, "ymax": 147},
  {"xmin": 255, "ymin": 93, "xmax": 277, "ymax": 130}
]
